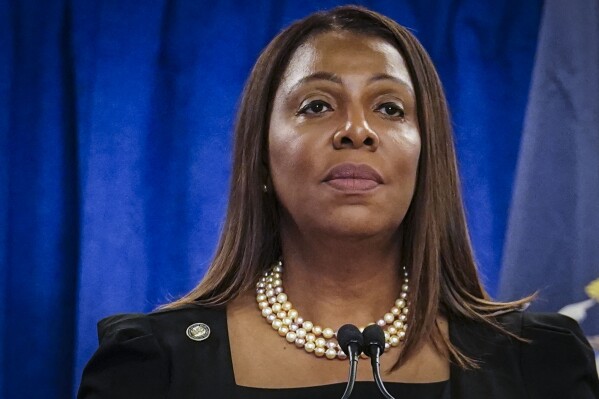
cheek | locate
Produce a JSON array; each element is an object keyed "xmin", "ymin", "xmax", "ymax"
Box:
[
  {"xmin": 389, "ymin": 128, "xmax": 421, "ymax": 178},
  {"xmin": 268, "ymin": 112, "xmax": 334, "ymax": 182},
  {"xmin": 268, "ymin": 128, "xmax": 304, "ymax": 178},
  {"xmin": 405, "ymin": 136, "xmax": 421, "ymax": 176},
  {"xmin": 267, "ymin": 117, "xmax": 316, "ymax": 193}
]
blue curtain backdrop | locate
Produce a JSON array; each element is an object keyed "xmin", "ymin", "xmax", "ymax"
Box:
[{"xmin": 1, "ymin": 1, "xmax": 545, "ymax": 398}]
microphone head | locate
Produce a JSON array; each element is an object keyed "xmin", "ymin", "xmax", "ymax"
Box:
[
  {"xmin": 362, "ymin": 324, "xmax": 386, "ymax": 358},
  {"xmin": 337, "ymin": 324, "xmax": 364, "ymax": 357}
]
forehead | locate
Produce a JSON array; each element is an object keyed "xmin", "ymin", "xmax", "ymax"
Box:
[{"xmin": 279, "ymin": 31, "xmax": 413, "ymax": 92}]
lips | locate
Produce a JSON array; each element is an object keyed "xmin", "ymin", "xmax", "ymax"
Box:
[{"xmin": 323, "ymin": 163, "xmax": 383, "ymax": 191}]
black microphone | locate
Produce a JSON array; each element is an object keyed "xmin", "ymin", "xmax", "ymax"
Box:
[
  {"xmin": 362, "ymin": 324, "xmax": 396, "ymax": 399},
  {"xmin": 337, "ymin": 324, "xmax": 364, "ymax": 399}
]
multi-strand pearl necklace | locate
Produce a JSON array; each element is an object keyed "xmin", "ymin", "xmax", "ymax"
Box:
[{"xmin": 255, "ymin": 260, "xmax": 409, "ymax": 360}]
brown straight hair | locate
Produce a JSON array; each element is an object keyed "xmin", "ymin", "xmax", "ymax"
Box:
[{"xmin": 165, "ymin": 5, "xmax": 531, "ymax": 368}]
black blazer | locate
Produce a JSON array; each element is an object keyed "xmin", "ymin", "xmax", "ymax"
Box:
[{"xmin": 78, "ymin": 305, "xmax": 599, "ymax": 398}]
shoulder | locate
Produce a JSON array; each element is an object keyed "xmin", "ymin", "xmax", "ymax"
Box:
[
  {"xmin": 493, "ymin": 311, "xmax": 596, "ymax": 370},
  {"xmin": 456, "ymin": 311, "xmax": 599, "ymax": 399},
  {"xmin": 97, "ymin": 304, "xmax": 226, "ymax": 342},
  {"xmin": 514, "ymin": 312, "xmax": 599, "ymax": 398},
  {"xmin": 458, "ymin": 308, "xmax": 595, "ymax": 343},
  {"xmin": 78, "ymin": 304, "xmax": 228, "ymax": 399},
  {"xmin": 493, "ymin": 310, "xmax": 589, "ymax": 338}
]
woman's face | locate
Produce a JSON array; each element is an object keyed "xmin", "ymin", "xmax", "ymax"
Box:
[{"xmin": 268, "ymin": 31, "xmax": 421, "ymax": 239}]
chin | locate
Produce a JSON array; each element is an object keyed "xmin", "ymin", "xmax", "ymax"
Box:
[{"xmin": 314, "ymin": 213, "xmax": 402, "ymax": 240}]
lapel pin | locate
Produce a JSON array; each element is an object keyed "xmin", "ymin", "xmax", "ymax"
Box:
[{"xmin": 186, "ymin": 322, "xmax": 211, "ymax": 341}]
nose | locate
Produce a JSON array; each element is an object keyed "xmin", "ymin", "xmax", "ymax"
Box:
[{"xmin": 332, "ymin": 110, "xmax": 379, "ymax": 151}]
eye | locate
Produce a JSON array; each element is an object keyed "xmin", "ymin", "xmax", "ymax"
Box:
[
  {"xmin": 297, "ymin": 100, "xmax": 333, "ymax": 115},
  {"xmin": 376, "ymin": 102, "xmax": 405, "ymax": 119}
]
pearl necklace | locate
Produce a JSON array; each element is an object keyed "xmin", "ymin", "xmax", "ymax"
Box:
[{"xmin": 255, "ymin": 260, "xmax": 409, "ymax": 360}]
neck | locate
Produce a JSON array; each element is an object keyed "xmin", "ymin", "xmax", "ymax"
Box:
[{"xmin": 278, "ymin": 222, "xmax": 403, "ymax": 331}]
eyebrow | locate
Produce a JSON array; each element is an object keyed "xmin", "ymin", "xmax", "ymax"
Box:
[
  {"xmin": 368, "ymin": 73, "xmax": 415, "ymax": 97},
  {"xmin": 286, "ymin": 72, "xmax": 342, "ymax": 95},
  {"xmin": 286, "ymin": 71, "xmax": 414, "ymax": 97}
]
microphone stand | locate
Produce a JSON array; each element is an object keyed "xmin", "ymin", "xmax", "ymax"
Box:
[
  {"xmin": 340, "ymin": 343, "xmax": 360, "ymax": 399},
  {"xmin": 369, "ymin": 345, "xmax": 395, "ymax": 399},
  {"xmin": 362, "ymin": 325, "xmax": 396, "ymax": 399}
]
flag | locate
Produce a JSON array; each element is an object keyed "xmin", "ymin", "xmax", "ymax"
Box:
[{"xmin": 498, "ymin": 0, "xmax": 599, "ymax": 342}]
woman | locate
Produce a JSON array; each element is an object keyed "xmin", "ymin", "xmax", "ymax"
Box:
[{"xmin": 78, "ymin": 5, "xmax": 599, "ymax": 399}]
